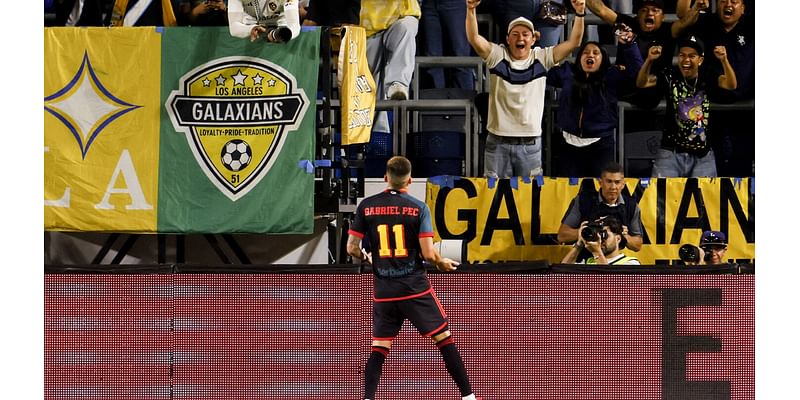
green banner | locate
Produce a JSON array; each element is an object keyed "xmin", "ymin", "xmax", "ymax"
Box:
[
  {"xmin": 45, "ymin": 27, "xmax": 319, "ymax": 234},
  {"xmin": 161, "ymin": 27, "xmax": 318, "ymax": 234}
]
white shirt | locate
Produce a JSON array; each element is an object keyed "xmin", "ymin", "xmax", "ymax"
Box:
[
  {"xmin": 228, "ymin": 0, "xmax": 301, "ymax": 40},
  {"xmin": 483, "ymin": 43, "xmax": 556, "ymax": 137}
]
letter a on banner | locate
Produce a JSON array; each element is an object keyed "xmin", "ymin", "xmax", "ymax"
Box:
[{"xmin": 44, "ymin": 27, "xmax": 160, "ymax": 232}]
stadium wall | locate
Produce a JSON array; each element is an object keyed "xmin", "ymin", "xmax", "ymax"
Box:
[{"xmin": 45, "ymin": 267, "xmax": 754, "ymax": 400}]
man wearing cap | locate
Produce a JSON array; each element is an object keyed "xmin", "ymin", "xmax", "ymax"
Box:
[
  {"xmin": 635, "ymin": 35, "xmax": 736, "ymax": 177},
  {"xmin": 699, "ymin": 230, "xmax": 728, "ymax": 265},
  {"xmin": 466, "ymin": 0, "xmax": 586, "ymax": 178},
  {"xmin": 677, "ymin": 0, "xmax": 754, "ymax": 177}
]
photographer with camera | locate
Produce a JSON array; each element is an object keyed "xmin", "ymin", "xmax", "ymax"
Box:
[
  {"xmin": 558, "ymin": 162, "xmax": 643, "ymax": 251},
  {"xmin": 678, "ymin": 230, "xmax": 729, "ymax": 265},
  {"xmin": 561, "ymin": 215, "xmax": 640, "ymax": 265},
  {"xmin": 228, "ymin": 0, "xmax": 300, "ymax": 43}
]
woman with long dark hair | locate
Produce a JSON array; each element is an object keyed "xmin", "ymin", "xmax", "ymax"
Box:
[{"xmin": 547, "ymin": 27, "xmax": 642, "ymax": 177}]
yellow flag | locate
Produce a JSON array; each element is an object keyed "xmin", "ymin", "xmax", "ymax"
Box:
[
  {"xmin": 338, "ymin": 26, "xmax": 376, "ymax": 145},
  {"xmin": 44, "ymin": 27, "xmax": 161, "ymax": 231}
]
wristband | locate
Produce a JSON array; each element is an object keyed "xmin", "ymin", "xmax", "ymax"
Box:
[{"xmin": 575, "ymin": 12, "xmax": 586, "ymax": 17}]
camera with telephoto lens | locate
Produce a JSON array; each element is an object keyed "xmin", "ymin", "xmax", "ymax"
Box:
[
  {"xmin": 580, "ymin": 222, "xmax": 605, "ymax": 242},
  {"xmin": 678, "ymin": 244, "xmax": 701, "ymax": 263},
  {"xmin": 678, "ymin": 244, "xmax": 712, "ymax": 263},
  {"xmin": 261, "ymin": 26, "xmax": 292, "ymax": 43}
]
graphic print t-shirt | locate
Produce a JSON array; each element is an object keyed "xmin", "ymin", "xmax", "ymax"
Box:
[{"xmin": 660, "ymin": 67, "xmax": 713, "ymax": 157}]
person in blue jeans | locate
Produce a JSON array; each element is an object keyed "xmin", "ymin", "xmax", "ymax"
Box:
[
  {"xmin": 547, "ymin": 27, "xmax": 642, "ymax": 178},
  {"xmin": 467, "ymin": 0, "xmax": 586, "ymax": 178},
  {"xmin": 421, "ymin": 0, "xmax": 475, "ymax": 90},
  {"xmin": 636, "ymin": 36, "xmax": 737, "ymax": 177}
]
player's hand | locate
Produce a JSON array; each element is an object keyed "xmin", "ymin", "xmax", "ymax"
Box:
[
  {"xmin": 361, "ymin": 249, "xmax": 372, "ymax": 265},
  {"xmin": 466, "ymin": 0, "xmax": 481, "ymax": 10},
  {"xmin": 436, "ymin": 258, "xmax": 460, "ymax": 272}
]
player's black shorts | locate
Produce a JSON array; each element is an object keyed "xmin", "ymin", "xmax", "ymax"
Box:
[{"xmin": 372, "ymin": 288, "xmax": 449, "ymax": 339}]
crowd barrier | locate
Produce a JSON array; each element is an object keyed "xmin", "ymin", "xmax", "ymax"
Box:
[{"xmin": 45, "ymin": 264, "xmax": 753, "ymax": 400}]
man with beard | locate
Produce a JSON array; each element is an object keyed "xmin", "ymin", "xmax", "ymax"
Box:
[
  {"xmin": 466, "ymin": 0, "xmax": 586, "ymax": 178},
  {"xmin": 677, "ymin": 0, "xmax": 752, "ymax": 101},
  {"xmin": 561, "ymin": 215, "xmax": 641, "ymax": 265},
  {"xmin": 636, "ymin": 36, "xmax": 737, "ymax": 177},
  {"xmin": 587, "ymin": 0, "xmax": 702, "ymax": 79},
  {"xmin": 677, "ymin": 0, "xmax": 754, "ymax": 177}
]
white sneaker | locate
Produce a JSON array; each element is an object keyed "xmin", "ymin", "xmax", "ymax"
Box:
[{"xmin": 387, "ymin": 82, "xmax": 409, "ymax": 100}]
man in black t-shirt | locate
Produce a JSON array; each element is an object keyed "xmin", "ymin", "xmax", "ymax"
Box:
[
  {"xmin": 346, "ymin": 156, "xmax": 478, "ymax": 400},
  {"xmin": 677, "ymin": 0, "xmax": 754, "ymax": 177},
  {"xmin": 587, "ymin": 0, "xmax": 706, "ymax": 107},
  {"xmin": 677, "ymin": 0, "xmax": 753, "ymax": 101},
  {"xmin": 588, "ymin": 0, "xmax": 694, "ymax": 74},
  {"xmin": 636, "ymin": 36, "xmax": 737, "ymax": 177}
]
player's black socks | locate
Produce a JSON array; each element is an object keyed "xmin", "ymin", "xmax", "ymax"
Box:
[
  {"xmin": 364, "ymin": 346, "xmax": 389, "ymax": 399},
  {"xmin": 436, "ymin": 337, "xmax": 472, "ymax": 396}
]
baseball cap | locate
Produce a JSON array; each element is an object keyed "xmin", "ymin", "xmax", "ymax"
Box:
[
  {"xmin": 700, "ymin": 231, "xmax": 727, "ymax": 247},
  {"xmin": 635, "ymin": 0, "xmax": 665, "ymax": 11},
  {"xmin": 508, "ymin": 16, "xmax": 535, "ymax": 34},
  {"xmin": 677, "ymin": 35, "xmax": 705, "ymax": 56}
]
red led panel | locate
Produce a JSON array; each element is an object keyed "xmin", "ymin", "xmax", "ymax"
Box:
[{"xmin": 44, "ymin": 273, "xmax": 754, "ymax": 400}]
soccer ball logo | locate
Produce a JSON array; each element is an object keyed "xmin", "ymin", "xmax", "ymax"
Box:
[{"xmin": 220, "ymin": 139, "xmax": 252, "ymax": 172}]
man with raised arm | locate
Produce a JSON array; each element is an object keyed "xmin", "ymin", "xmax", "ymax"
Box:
[{"xmin": 466, "ymin": 0, "xmax": 585, "ymax": 178}]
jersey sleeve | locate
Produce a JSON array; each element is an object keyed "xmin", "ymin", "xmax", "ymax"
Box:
[
  {"xmin": 348, "ymin": 203, "xmax": 367, "ymax": 238},
  {"xmin": 419, "ymin": 204, "xmax": 434, "ymax": 238}
]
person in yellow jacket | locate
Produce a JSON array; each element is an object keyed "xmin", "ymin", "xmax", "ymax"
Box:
[
  {"xmin": 361, "ymin": 0, "xmax": 421, "ymax": 133},
  {"xmin": 561, "ymin": 215, "xmax": 641, "ymax": 265}
]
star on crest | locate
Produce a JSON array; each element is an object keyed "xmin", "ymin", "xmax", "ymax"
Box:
[
  {"xmin": 232, "ymin": 69, "xmax": 248, "ymax": 86},
  {"xmin": 252, "ymin": 73, "xmax": 264, "ymax": 85},
  {"xmin": 215, "ymin": 74, "xmax": 227, "ymax": 86},
  {"xmin": 44, "ymin": 51, "xmax": 141, "ymax": 159},
  {"xmin": 202, "ymin": 77, "xmax": 211, "ymax": 87},
  {"xmin": 267, "ymin": 79, "xmax": 277, "ymax": 87}
]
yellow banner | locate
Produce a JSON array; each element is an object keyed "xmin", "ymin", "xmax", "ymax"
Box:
[
  {"xmin": 337, "ymin": 26, "xmax": 375, "ymax": 145},
  {"xmin": 426, "ymin": 177, "xmax": 755, "ymax": 265},
  {"xmin": 44, "ymin": 27, "xmax": 161, "ymax": 231}
]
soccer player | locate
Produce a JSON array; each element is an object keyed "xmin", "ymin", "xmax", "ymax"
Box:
[{"xmin": 346, "ymin": 156, "xmax": 478, "ymax": 400}]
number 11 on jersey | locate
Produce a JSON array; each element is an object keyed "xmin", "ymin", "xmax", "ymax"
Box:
[{"xmin": 376, "ymin": 224, "xmax": 408, "ymax": 258}]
